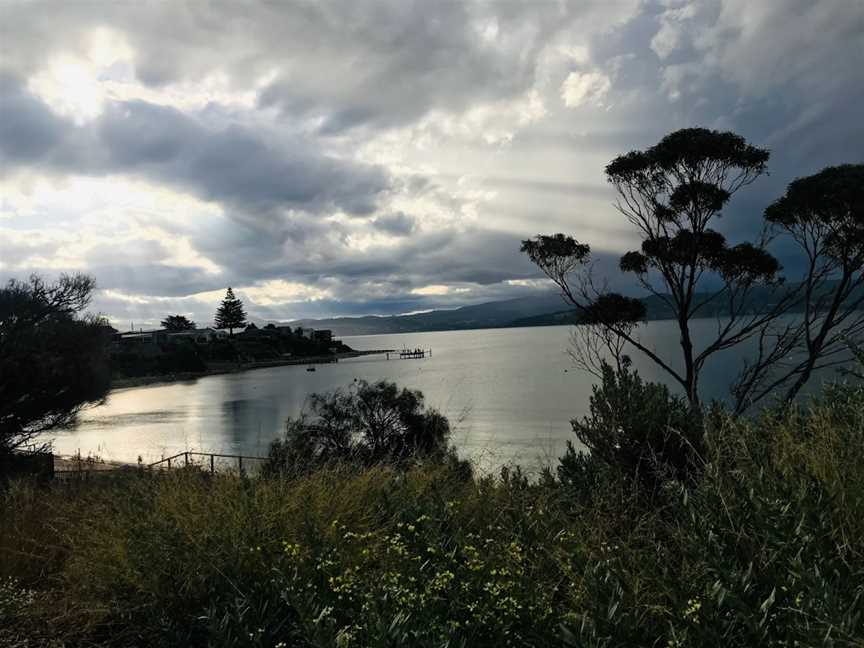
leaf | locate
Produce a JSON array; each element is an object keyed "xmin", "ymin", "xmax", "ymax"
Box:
[{"xmin": 759, "ymin": 587, "xmax": 776, "ymax": 614}]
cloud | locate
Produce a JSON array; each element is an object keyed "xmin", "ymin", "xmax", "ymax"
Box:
[
  {"xmin": 372, "ymin": 212, "xmax": 417, "ymax": 236},
  {"xmin": 1, "ymin": 0, "xmax": 862, "ymax": 323},
  {"xmin": 1, "ymin": 77, "xmax": 390, "ymax": 217},
  {"xmin": 561, "ymin": 71, "xmax": 612, "ymax": 108}
]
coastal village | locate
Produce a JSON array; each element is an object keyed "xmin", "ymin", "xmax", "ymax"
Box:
[
  {"xmin": 108, "ymin": 287, "xmax": 346, "ymax": 381},
  {"xmin": 110, "ymin": 323, "xmax": 343, "ymax": 382}
]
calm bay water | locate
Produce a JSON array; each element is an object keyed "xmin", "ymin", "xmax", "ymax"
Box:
[{"xmin": 52, "ymin": 321, "xmax": 830, "ymax": 472}]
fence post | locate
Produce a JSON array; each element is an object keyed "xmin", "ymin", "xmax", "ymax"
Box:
[
  {"xmin": 167, "ymin": 457, "xmax": 171, "ymax": 469},
  {"xmin": 184, "ymin": 452, "xmax": 189, "ymax": 467},
  {"xmin": 238, "ymin": 456, "xmax": 243, "ymax": 475},
  {"xmin": 210, "ymin": 454, "xmax": 215, "ymax": 474}
]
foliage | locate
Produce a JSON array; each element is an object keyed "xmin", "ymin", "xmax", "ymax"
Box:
[
  {"xmin": 160, "ymin": 314, "xmax": 196, "ymax": 331},
  {"xmin": 214, "ymin": 287, "xmax": 247, "ymax": 336},
  {"xmin": 266, "ymin": 380, "xmax": 463, "ymax": 474},
  {"xmin": 764, "ymin": 164, "xmax": 864, "ymax": 251},
  {"xmin": 2, "ymin": 384, "xmax": 863, "ymax": 646},
  {"xmin": 522, "ymin": 128, "xmax": 864, "ymax": 413},
  {"xmin": 736, "ymin": 164, "xmax": 864, "ymax": 407},
  {"xmin": 110, "ymin": 344, "xmax": 207, "ymax": 378},
  {"xmin": 0, "ymin": 577, "xmax": 36, "ymax": 620},
  {"xmin": 843, "ymin": 338, "xmax": 864, "ymax": 380},
  {"xmin": 0, "ymin": 274, "xmax": 111, "ymax": 454},
  {"xmin": 565, "ymin": 362, "xmax": 703, "ymax": 485}
]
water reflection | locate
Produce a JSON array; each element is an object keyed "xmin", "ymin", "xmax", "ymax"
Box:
[{"xmin": 52, "ymin": 322, "xmax": 845, "ymax": 472}]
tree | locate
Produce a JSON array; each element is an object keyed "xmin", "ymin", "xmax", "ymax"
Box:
[
  {"xmin": 161, "ymin": 314, "xmax": 196, "ymax": 331},
  {"xmin": 266, "ymin": 380, "xmax": 460, "ymax": 473},
  {"xmin": 0, "ymin": 274, "xmax": 111, "ymax": 454},
  {"xmin": 734, "ymin": 164, "xmax": 864, "ymax": 408},
  {"xmin": 214, "ymin": 287, "xmax": 246, "ymax": 336},
  {"xmin": 562, "ymin": 360, "xmax": 702, "ymax": 487},
  {"xmin": 523, "ymin": 128, "xmax": 787, "ymax": 410}
]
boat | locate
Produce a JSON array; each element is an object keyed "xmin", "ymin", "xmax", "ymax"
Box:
[{"xmin": 306, "ymin": 366, "xmax": 316, "ymax": 372}]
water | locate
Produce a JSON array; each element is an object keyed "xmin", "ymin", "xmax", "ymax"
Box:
[{"xmin": 51, "ymin": 321, "xmax": 840, "ymax": 472}]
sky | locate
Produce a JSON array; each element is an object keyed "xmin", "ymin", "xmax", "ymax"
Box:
[{"xmin": 1, "ymin": 0, "xmax": 862, "ymax": 329}]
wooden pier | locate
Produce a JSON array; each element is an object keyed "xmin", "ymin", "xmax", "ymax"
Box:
[
  {"xmin": 335, "ymin": 348, "xmax": 432, "ymax": 360},
  {"xmin": 393, "ymin": 348, "xmax": 431, "ymax": 359}
]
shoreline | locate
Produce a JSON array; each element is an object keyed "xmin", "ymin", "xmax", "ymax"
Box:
[{"xmin": 109, "ymin": 350, "xmax": 388, "ymax": 391}]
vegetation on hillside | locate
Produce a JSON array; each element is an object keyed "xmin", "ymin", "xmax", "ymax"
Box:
[
  {"xmin": 2, "ymin": 127, "xmax": 862, "ymax": 647},
  {"xmin": 0, "ymin": 274, "xmax": 111, "ymax": 455},
  {"xmin": 267, "ymin": 379, "xmax": 468, "ymax": 476},
  {"xmin": 2, "ymin": 374, "xmax": 863, "ymax": 646}
]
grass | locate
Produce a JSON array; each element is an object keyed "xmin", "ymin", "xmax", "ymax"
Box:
[{"xmin": 2, "ymin": 384, "xmax": 864, "ymax": 647}]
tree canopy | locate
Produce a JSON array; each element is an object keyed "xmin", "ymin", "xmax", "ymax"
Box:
[
  {"xmin": 735, "ymin": 164, "xmax": 864, "ymax": 406},
  {"xmin": 0, "ymin": 274, "xmax": 111, "ymax": 454},
  {"xmin": 523, "ymin": 128, "xmax": 861, "ymax": 412},
  {"xmin": 266, "ymin": 380, "xmax": 460, "ymax": 473},
  {"xmin": 214, "ymin": 287, "xmax": 246, "ymax": 336},
  {"xmin": 161, "ymin": 314, "xmax": 197, "ymax": 331},
  {"xmin": 524, "ymin": 128, "xmax": 783, "ymax": 409}
]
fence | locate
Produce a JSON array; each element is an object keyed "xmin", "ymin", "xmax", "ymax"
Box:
[{"xmin": 148, "ymin": 451, "xmax": 269, "ymax": 475}]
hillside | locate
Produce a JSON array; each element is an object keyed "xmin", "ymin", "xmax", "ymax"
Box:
[
  {"xmin": 288, "ymin": 281, "xmax": 859, "ymax": 336},
  {"xmin": 288, "ymin": 293, "xmax": 570, "ymax": 336}
]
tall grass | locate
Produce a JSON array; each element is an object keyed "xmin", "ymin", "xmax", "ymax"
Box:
[{"xmin": 2, "ymin": 384, "xmax": 863, "ymax": 646}]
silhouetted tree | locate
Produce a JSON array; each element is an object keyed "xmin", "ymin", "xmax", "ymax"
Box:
[
  {"xmin": 266, "ymin": 380, "xmax": 460, "ymax": 473},
  {"xmin": 160, "ymin": 314, "xmax": 196, "ymax": 331},
  {"xmin": 733, "ymin": 164, "xmax": 864, "ymax": 408},
  {"xmin": 523, "ymin": 128, "xmax": 787, "ymax": 409},
  {"xmin": 0, "ymin": 274, "xmax": 111, "ymax": 454},
  {"xmin": 214, "ymin": 287, "xmax": 246, "ymax": 337}
]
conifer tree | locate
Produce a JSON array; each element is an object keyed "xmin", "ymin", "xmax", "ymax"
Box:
[{"xmin": 214, "ymin": 287, "xmax": 247, "ymax": 337}]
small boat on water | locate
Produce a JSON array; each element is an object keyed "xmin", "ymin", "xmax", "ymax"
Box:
[{"xmin": 306, "ymin": 366, "xmax": 316, "ymax": 372}]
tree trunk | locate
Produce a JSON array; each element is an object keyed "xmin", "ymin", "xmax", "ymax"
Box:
[{"xmin": 679, "ymin": 317, "xmax": 700, "ymax": 409}]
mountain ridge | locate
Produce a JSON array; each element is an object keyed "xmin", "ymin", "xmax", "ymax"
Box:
[{"xmin": 283, "ymin": 281, "xmax": 857, "ymax": 337}]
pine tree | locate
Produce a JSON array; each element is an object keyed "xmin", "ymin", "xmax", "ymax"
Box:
[
  {"xmin": 214, "ymin": 287, "xmax": 247, "ymax": 336},
  {"xmin": 161, "ymin": 314, "xmax": 196, "ymax": 331}
]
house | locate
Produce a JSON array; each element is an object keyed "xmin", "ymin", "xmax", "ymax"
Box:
[
  {"xmin": 167, "ymin": 328, "xmax": 227, "ymax": 344},
  {"xmin": 313, "ymin": 329, "xmax": 333, "ymax": 343},
  {"xmin": 113, "ymin": 329, "xmax": 168, "ymax": 346},
  {"xmin": 299, "ymin": 327, "xmax": 316, "ymax": 339},
  {"xmin": 112, "ymin": 329, "xmax": 169, "ymax": 355}
]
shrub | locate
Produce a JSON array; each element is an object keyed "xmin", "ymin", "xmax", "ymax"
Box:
[
  {"xmin": 564, "ymin": 361, "xmax": 704, "ymax": 487},
  {"xmin": 266, "ymin": 380, "xmax": 468, "ymax": 476},
  {"xmin": 1, "ymin": 383, "xmax": 862, "ymax": 646},
  {"xmin": 0, "ymin": 274, "xmax": 111, "ymax": 454}
]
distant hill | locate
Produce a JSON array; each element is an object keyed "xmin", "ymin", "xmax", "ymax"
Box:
[
  {"xmin": 288, "ymin": 293, "xmax": 570, "ymax": 336},
  {"xmin": 287, "ymin": 281, "xmax": 860, "ymax": 337},
  {"xmin": 508, "ymin": 281, "xmax": 860, "ymax": 328}
]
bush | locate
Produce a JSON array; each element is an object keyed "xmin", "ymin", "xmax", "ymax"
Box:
[
  {"xmin": 0, "ymin": 274, "xmax": 111, "ymax": 454},
  {"xmin": 564, "ymin": 362, "xmax": 704, "ymax": 487},
  {"xmin": 266, "ymin": 380, "xmax": 467, "ymax": 476},
  {"xmin": 2, "ymin": 383, "xmax": 862, "ymax": 646}
]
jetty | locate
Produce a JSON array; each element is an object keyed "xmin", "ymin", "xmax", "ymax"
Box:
[
  {"xmin": 337, "ymin": 348, "xmax": 432, "ymax": 360},
  {"xmin": 394, "ymin": 348, "xmax": 431, "ymax": 359}
]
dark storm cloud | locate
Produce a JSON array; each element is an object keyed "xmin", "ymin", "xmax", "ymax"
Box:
[
  {"xmin": 0, "ymin": 77, "xmax": 389, "ymax": 217},
  {"xmin": 0, "ymin": 1, "xmax": 615, "ymax": 132},
  {"xmin": 0, "ymin": 73, "xmax": 66, "ymax": 163},
  {"xmin": 2, "ymin": 0, "xmax": 863, "ymax": 322}
]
